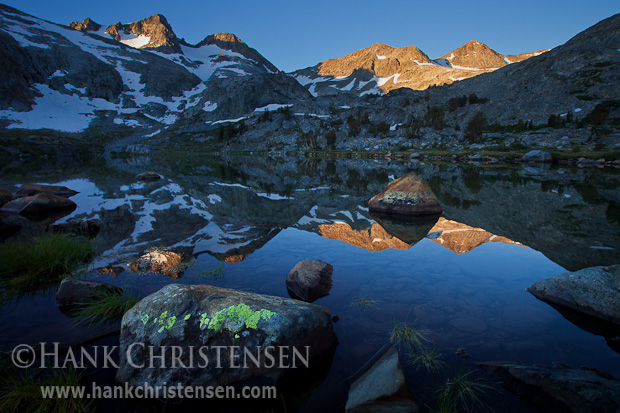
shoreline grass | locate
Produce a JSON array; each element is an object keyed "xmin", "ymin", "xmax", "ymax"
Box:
[{"xmin": 73, "ymin": 290, "xmax": 140, "ymax": 324}]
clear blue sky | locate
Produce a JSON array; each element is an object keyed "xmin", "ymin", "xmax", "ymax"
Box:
[{"xmin": 3, "ymin": 0, "xmax": 618, "ymax": 72}]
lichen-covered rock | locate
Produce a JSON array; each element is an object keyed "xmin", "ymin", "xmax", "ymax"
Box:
[
  {"xmin": 368, "ymin": 173, "xmax": 442, "ymax": 216},
  {"xmin": 116, "ymin": 284, "xmax": 337, "ymax": 390},
  {"xmin": 527, "ymin": 265, "xmax": 620, "ymax": 325},
  {"xmin": 478, "ymin": 362, "xmax": 620, "ymax": 413},
  {"xmin": 286, "ymin": 259, "xmax": 333, "ymax": 302},
  {"xmin": 56, "ymin": 278, "xmax": 123, "ymax": 307},
  {"xmin": 16, "ymin": 184, "xmax": 79, "ymax": 198},
  {"xmin": 346, "ymin": 344, "xmax": 418, "ymax": 412}
]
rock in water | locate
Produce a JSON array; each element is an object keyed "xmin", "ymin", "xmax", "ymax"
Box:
[
  {"xmin": 527, "ymin": 265, "xmax": 620, "ymax": 325},
  {"xmin": 56, "ymin": 279, "xmax": 123, "ymax": 307},
  {"xmin": 116, "ymin": 284, "xmax": 338, "ymax": 390},
  {"xmin": 16, "ymin": 184, "xmax": 78, "ymax": 198},
  {"xmin": 286, "ymin": 259, "xmax": 334, "ymax": 302},
  {"xmin": 368, "ymin": 173, "xmax": 442, "ymax": 216},
  {"xmin": 522, "ymin": 150, "xmax": 552, "ymax": 163},
  {"xmin": 346, "ymin": 344, "xmax": 418, "ymax": 412},
  {"xmin": 1, "ymin": 193, "xmax": 77, "ymax": 215},
  {"xmin": 478, "ymin": 362, "xmax": 620, "ymax": 413},
  {"xmin": 135, "ymin": 171, "xmax": 162, "ymax": 182}
]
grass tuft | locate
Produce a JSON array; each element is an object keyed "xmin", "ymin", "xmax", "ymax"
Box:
[
  {"xmin": 408, "ymin": 347, "xmax": 446, "ymax": 372},
  {"xmin": 0, "ymin": 367, "xmax": 92, "ymax": 413},
  {"xmin": 73, "ymin": 290, "xmax": 140, "ymax": 324},
  {"xmin": 390, "ymin": 311, "xmax": 429, "ymax": 352},
  {"xmin": 434, "ymin": 366, "xmax": 494, "ymax": 413},
  {"xmin": 349, "ymin": 292, "xmax": 377, "ymax": 311}
]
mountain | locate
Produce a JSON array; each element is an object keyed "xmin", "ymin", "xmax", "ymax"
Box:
[
  {"xmin": 292, "ymin": 41, "xmax": 546, "ymax": 96},
  {"xmin": 0, "ymin": 4, "xmax": 307, "ymax": 134},
  {"xmin": 419, "ymin": 13, "xmax": 620, "ymax": 125}
]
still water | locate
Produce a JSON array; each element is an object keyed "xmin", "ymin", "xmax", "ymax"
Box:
[{"xmin": 1, "ymin": 154, "xmax": 619, "ymax": 411}]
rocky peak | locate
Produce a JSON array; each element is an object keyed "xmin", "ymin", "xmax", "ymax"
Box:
[
  {"xmin": 68, "ymin": 18, "xmax": 102, "ymax": 32},
  {"xmin": 317, "ymin": 42, "xmax": 433, "ymax": 78},
  {"xmin": 439, "ymin": 40, "xmax": 508, "ymax": 69},
  {"xmin": 192, "ymin": 32, "xmax": 278, "ymax": 72},
  {"xmin": 105, "ymin": 14, "xmax": 181, "ymax": 54}
]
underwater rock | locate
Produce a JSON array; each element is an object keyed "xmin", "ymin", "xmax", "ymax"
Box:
[
  {"xmin": 286, "ymin": 259, "xmax": 334, "ymax": 302},
  {"xmin": 527, "ymin": 265, "xmax": 620, "ymax": 325},
  {"xmin": 16, "ymin": 183, "xmax": 79, "ymax": 198},
  {"xmin": 478, "ymin": 362, "xmax": 620, "ymax": 413},
  {"xmin": 116, "ymin": 284, "xmax": 337, "ymax": 390},
  {"xmin": 1, "ymin": 193, "xmax": 77, "ymax": 223},
  {"xmin": 368, "ymin": 173, "xmax": 442, "ymax": 216},
  {"xmin": 50, "ymin": 219, "xmax": 101, "ymax": 238},
  {"xmin": 56, "ymin": 278, "xmax": 123, "ymax": 307},
  {"xmin": 345, "ymin": 344, "xmax": 418, "ymax": 412}
]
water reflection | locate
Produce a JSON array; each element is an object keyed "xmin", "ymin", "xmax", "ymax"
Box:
[{"xmin": 0, "ymin": 156, "xmax": 619, "ymax": 412}]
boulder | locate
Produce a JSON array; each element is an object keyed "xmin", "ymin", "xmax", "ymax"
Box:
[
  {"xmin": 56, "ymin": 278, "xmax": 124, "ymax": 307},
  {"xmin": 522, "ymin": 150, "xmax": 552, "ymax": 163},
  {"xmin": 527, "ymin": 265, "xmax": 620, "ymax": 325},
  {"xmin": 368, "ymin": 173, "xmax": 442, "ymax": 216},
  {"xmin": 116, "ymin": 284, "xmax": 337, "ymax": 390},
  {"xmin": 478, "ymin": 362, "xmax": 620, "ymax": 413},
  {"xmin": 0, "ymin": 188, "xmax": 14, "ymax": 207},
  {"xmin": 286, "ymin": 259, "xmax": 334, "ymax": 302},
  {"xmin": 345, "ymin": 344, "xmax": 418, "ymax": 412},
  {"xmin": 16, "ymin": 184, "xmax": 79, "ymax": 198},
  {"xmin": 135, "ymin": 171, "xmax": 162, "ymax": 182},
  {"xmin": 1, "ymin": 193, "xmax": 77, "ymax": 216}
]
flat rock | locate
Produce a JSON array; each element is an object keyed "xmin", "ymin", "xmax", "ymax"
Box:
[
  {"xmin": 56, "ymin": 278, "xmax": 123, "ymax": 307},
  {"xmin": 527, "ymin": 265, "xmax": 620, "ymax": 325},
  {"xmin": 116, "ymin": 284, "xmax": 337, "ymax": 390},
  {"xmin": 368, "ymin": 173, "xmax": 442, "ymax": 216},
  {"xmin": 16, "ymin": 184, "xmax": 79, "ymax": 198},
  {"xmin": 286, "ymin": 259, "xmax": 333, "ymax": 302},
  {"xmin": 346, "ymin": 344, "xmax": 418, "ymax": 412},
  {"xmin": 478, "ymin": 362, "xmax": 620, "ymax": 413}
]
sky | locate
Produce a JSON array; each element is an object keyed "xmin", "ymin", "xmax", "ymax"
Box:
[{"xmin": 3, "ymin": 0, "xmax": 618, "ymax": 72}]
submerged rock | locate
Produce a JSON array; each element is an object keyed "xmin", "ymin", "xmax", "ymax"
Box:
[
  {"xmin": 527, "ymin": 265, "xmax": 620, "ymax": 325},
  {"xmin": 56, "ymin": 279, "xmax": 123, "ymax": 307},
  {"xmin": 368, "ymin": 173, "xmax": 442, "ymax": 216},
  {"xmin": 50, "ymin": 219, "xmax": 101, "ymax": 238},
  {"xmin": 345, "ymin": 344, "xmax": 418, "ymax": 412},
  {"xmin": 522, "ymin": 150, "xmax": 552, "ymax": 163},
  {"xmin": 116, "ymin": 284, "xmax": 337, "ymax": 390},
  {"xmin": 16, "ymin": 184, "xmax": 79, "ymax": 198},
  {"xmin": 286, "ymin": 259, "xmax": 334, "ymax": 302},
  {"xmin": 371, "ymin": 212, "xmax": 439, "ymax": 245},
  {"xmin": 478, "ymin": 362, "xmax": 620, "ymax": 413}
]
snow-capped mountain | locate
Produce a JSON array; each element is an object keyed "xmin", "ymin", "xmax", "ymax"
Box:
[
  {"xmin": 0, "ymin": 5, "xmax": 306, "ymax": 133},
  {"xmin": 292, "ymin": 41, "xmax": 548, "ymax": 96}
]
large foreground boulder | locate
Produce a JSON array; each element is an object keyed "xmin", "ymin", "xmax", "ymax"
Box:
[
  {"xmin": 346, "ymin": 344, "xmax": 418, "ymax": 412},
  {"xmin": 286, "ymin": 259, "xmax": 334, "ymax": 302},
  {"xmin": 368, "ymin": 173, "xmax": 442, "ymax": 216},
  {"xmin": 56, "ymin": 279, "xmax": 123, "ymax": 307},
  {"xmin": 116, "ymin": 284, "xmax": 338, "ymax": 390},
  {"xmin": 527, "ymin": 265, "xmax": 620, "ymax": 325},
  {"xmin": 478, "ymin": 362, "xmax": 620, "ymax": 413},
  {"xmin": 16, "ymin": 183, "xmax": 79, "ymax": 198}
]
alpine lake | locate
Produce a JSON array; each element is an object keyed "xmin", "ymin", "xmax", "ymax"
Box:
[{"xmin": 1, "ymin": 151, "xmax": 619, "ymax": 412}]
